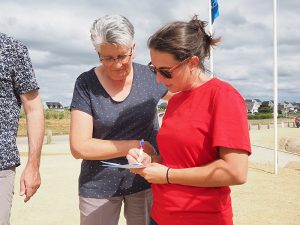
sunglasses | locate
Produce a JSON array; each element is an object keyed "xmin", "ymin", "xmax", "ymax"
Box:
[{"xmin": 147, "ymin": 57, "xmax": 190, "ymax": 79}]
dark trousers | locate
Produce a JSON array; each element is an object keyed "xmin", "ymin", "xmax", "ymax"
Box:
[{"xmin": 150, "ymin": 217, "xmax": 158, "ymax": 225}]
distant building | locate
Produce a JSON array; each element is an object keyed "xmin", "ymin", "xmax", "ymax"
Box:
[
  {"xmin": 284, "ymin": 101, "xmax": 297, "ymax": 113},
  {"xmin": 291, "ymin": 102, "xmax": 300, "ymax": 112},
  {"xmin": 261, "ymin": 100, "xmax": 274, "ymax": 108},
  {"xmin": 45, "ymin": 102, "xmax": 64, "ymax": 110},
  {"xmin": 254, "ymin": 99, "xmax": 262, "ymax": 104},
  {"xmin": 278, "ymin": 101, "xmax": 298, "ymax": 114},
  {"xmin": 245, "ymin": 99, "xmax": 262, "ymax": 114}
]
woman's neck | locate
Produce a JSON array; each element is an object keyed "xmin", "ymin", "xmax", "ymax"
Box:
[{"xmin": 188, "ymin": 70, "xmax": 211, "ymax": 90}]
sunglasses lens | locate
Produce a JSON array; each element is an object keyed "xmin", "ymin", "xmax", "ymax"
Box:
[
  {"xmin": 148, "ymin": 62, "xmax": 172, "ymax": 79},
  {"xmin": 159, "ymin": 70, "xmax": 172, "ymax": 79}
]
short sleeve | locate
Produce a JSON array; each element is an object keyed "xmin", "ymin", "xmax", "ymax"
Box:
[
  {"xmin": 70, "ymin": 75, "xmax": 92, "ymax": 116},
  {"xmin": 211, "ymin": 88, "xmax": 251, "ymax": 154},
  {"xmin": 12, "ymin": 44, "xmax": 39, "ymax": 94}
]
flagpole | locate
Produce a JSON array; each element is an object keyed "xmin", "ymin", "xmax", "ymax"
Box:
[
  {"xmin": 273, "ymin": 0, "xmax": 278, "ymax": 175},
  {"xmin": 209, "ymin": 0, "xmax": 214, "ymax": 77}
]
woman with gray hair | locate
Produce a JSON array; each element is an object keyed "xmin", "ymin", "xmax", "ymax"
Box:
[{"xmin": 70, "ymin": 15, "xmax": 170, "ymax": 225}]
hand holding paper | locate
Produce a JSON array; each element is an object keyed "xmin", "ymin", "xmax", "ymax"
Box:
[{"xmin": 100, "ymin": 161, "xmax": 146, "ymax": 169}]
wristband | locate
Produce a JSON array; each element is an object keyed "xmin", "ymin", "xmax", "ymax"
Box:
[{"xmin": 166, "ymin": 167, "xmax": 171, "ymax": 184}]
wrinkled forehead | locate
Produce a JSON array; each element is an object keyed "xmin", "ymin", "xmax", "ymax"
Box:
[{"xmin": 97, "ymin": 43, "xmax": 131, "ymax": 56}]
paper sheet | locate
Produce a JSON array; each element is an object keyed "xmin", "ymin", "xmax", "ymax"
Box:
[{"xmin": 100, "ymin": 161, "xmax": 146, "ymax": 169}]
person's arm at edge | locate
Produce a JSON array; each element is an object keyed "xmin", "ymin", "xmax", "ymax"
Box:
[
  {"xmin": 167, "ymin": 147, "xmax": 249, "ymax": 187},
  {"xmin": 19, "ymin": 89, "xmax": 44, "ymax": 202},
  {"xmin": 70, "ymin": 109, "xmax": 153, "ymax": 160}
]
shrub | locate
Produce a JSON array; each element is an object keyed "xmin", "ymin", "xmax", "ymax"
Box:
[
  {"xmin": 248, "ymin": 113, "xmax": 273, "ymax": 120},
  {"xmin": 44, "ymin": 109, "xmax": 70, "ymax": 120},
  {"xmin": 19, "ymin": 110, "xmax": 25, "ymax": 119}
]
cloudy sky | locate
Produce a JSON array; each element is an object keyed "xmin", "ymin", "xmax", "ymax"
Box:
[{"xmin": 1, "ymin": 0, "xmax": 299, "ymax": 106}]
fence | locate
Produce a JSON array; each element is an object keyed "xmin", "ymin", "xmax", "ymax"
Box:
[{"xmin": 249, "ymin": 121, "xmax": 298, "ymax": 130}]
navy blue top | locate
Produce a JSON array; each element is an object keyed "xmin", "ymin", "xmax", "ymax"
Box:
[
  {"xmin": 0, "ymin": 33, "xmax": 39, "ymax": 170},
  {"xmin": 70, "ymin": 63, "xmax": 167, "ymax": 198}
]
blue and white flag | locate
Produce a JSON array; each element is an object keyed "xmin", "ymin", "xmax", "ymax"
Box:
[{"xmin": 211, "ymin": 0, "xmax": 219, "ymax": 24}]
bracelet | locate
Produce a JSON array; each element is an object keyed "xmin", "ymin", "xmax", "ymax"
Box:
[{"xmin": 166, "ymin": 167, "xmax": 171, "ymax": 184}]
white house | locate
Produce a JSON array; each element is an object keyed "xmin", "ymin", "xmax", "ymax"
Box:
[{"xmin": 245, "ymin": 99, "xmax": 262, "ymax": 114}]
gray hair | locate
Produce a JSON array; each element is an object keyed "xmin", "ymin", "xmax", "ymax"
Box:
[{"xmin": 90, "ymin": 15, "xmax": 135, "ymax": 48}]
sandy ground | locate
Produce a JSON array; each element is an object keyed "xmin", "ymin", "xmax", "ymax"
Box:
[
  {"xmin": 10, "ymin": 127, "xmax": 300, "ymax": 225},
  {"xmin": 250, "ymin": 126, "xmax": 300, "ymax": 151}
]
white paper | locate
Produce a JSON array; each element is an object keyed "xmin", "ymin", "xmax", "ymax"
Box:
[{"xmin": 100, "ymin": 161, "xmax": 146, "ymax": 169}]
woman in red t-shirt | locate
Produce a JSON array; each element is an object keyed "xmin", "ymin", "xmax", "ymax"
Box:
[{"xmin": 127, "ymin": 15, "xmax": 251, "ymax": 225}]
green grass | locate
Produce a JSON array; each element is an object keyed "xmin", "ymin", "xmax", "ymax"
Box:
[{"xmin": 18, "ymin": 110, "xmax": 71, "ymax": 136}]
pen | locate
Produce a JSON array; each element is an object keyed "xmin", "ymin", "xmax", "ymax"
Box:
[{"xmin": 139, "ymin": 139, "xmax": 144, "ymax": 156}]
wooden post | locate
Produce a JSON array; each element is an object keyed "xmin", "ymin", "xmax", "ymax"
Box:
[
  {"xmin": 47, "ymin": 130, "xmax": 52, "ymax": 144},
  {"xmin": 258, "ymin": 123, "xmax": 261, "ymax": 130}
]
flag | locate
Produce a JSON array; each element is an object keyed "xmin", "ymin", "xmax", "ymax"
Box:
[{"xmin": 211, "ymin": 0, "xmax": 219, "ymax": 24}]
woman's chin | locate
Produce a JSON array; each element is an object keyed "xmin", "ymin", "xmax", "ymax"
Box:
[{"xmin": 111, "ymin": 71, "xmax": 128, "ymax": 80}]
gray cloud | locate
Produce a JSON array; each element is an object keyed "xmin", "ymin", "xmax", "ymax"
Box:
[{"xmin": 1, "ymin": 0, "xmax": 299, "ymax": 105}]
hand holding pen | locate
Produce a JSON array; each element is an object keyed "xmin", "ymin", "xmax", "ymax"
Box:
[
  {"xmin": 139, "ymin": 139, "xmax": 144, "ymax": 156},
  {"xmin": 128, "ymin": 138, "xmax": 149, "ymax": 166},
  {"xmin": 127, "ymin": 139, "xmax": 153, "ymax": 166}
]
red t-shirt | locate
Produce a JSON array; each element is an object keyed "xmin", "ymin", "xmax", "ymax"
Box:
[{"xmin": 152, "ymin": 78, "xmax": 251, "ymax": 225}]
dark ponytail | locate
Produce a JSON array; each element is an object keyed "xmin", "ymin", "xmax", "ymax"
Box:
[{"xmin": 148, "ymin": 15, "xmax": 221, "ymax": 72}]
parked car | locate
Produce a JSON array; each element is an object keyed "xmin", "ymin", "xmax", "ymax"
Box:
[{"xmin": 295, "ymin": 116, "xmax": 300, "ymax": 128}]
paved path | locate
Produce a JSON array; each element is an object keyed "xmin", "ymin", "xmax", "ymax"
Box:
[
  {"xmin": 250, "ymin": 145, "xmax": 300, "ymax": 167},
  {"xmin": 17, "ymin": 135, "xmax": 69, "ymax": 145}
]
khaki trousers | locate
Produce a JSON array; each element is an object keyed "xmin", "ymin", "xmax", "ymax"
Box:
[
  {"xmin": 80, "ymin": 189, "xmax": 152, "ymax": 225},
  {"xmin": 0, "ymin": 167, "xmax": 15, "ymax": 225}
]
